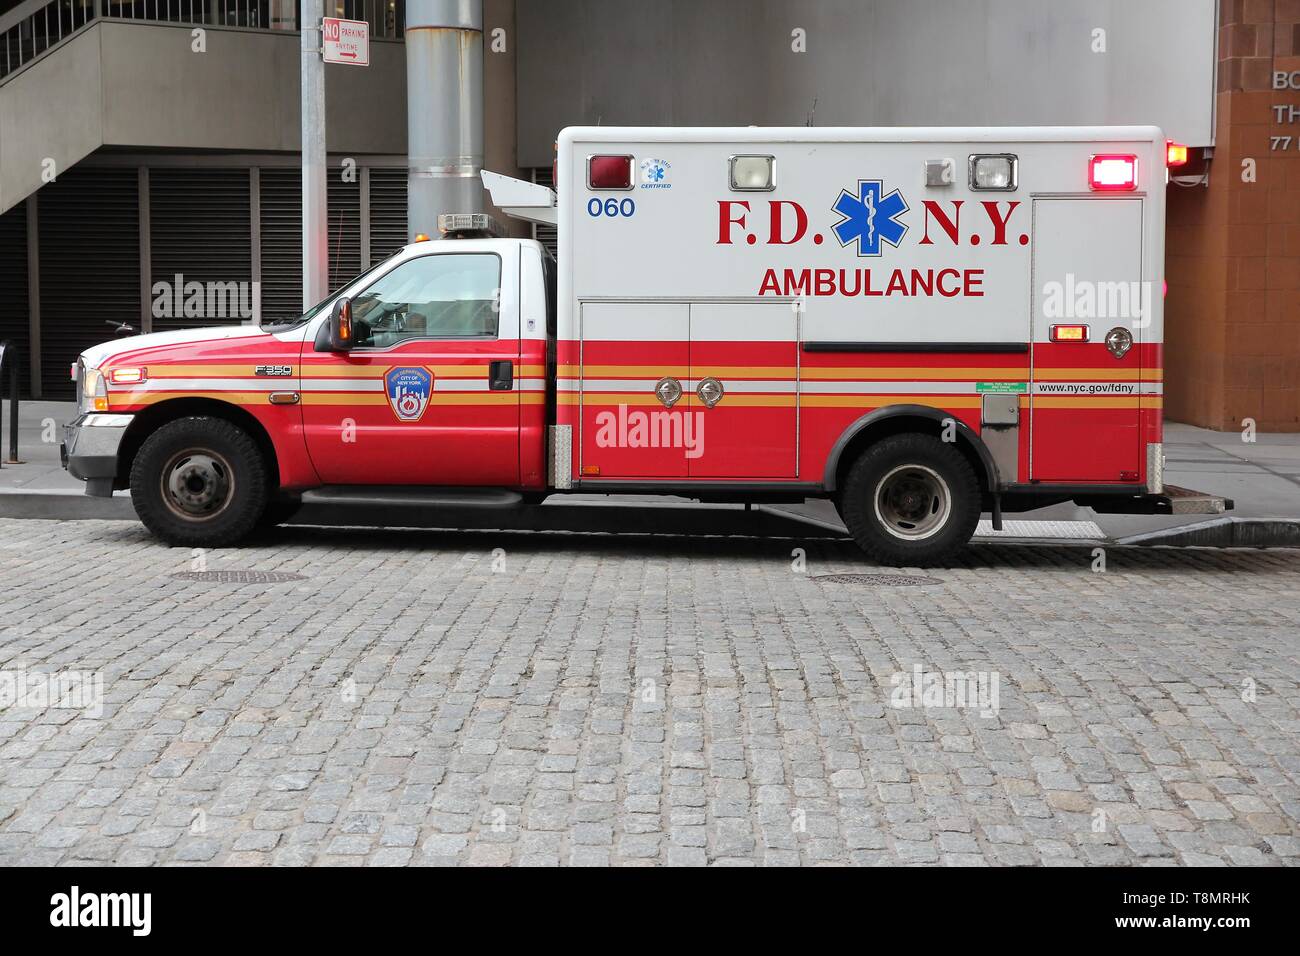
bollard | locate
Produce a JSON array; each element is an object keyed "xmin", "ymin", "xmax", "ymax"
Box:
[
  {"xmin": 0, "ymin": 339, "xmax": 6, "ymax": 469},
  {"xmin": 7, "ymin": 358, "xmax": 17, "ymax": 465}
]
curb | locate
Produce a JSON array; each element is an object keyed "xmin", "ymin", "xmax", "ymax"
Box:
[
  {"xmin": 0, "ymin": 493, "xmax": 136, "ymax": 520},
  {"xmin": 1116, "ymin": 517, "xmax": 1300, "ymax": 549}
]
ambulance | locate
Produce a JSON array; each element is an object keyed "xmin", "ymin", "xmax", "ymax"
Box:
[{"xmin": 62, "ymin": 126, "xmax": 1230, "ymax": 565}]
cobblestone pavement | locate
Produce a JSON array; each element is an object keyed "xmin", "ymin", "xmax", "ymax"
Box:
[{"xmin": 0, "ymin": 518, "xmax": 1298, "ymax": 867}]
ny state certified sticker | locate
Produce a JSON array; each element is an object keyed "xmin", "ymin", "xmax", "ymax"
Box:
[{"xmin": 384, "ymin": 366, "xmax": 433, "ymax": 422}]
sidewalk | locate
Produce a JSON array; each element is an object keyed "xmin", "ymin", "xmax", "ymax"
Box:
[{"xmin": 2, "ymin": 401, "xmax": 1297, "ymax": 543}]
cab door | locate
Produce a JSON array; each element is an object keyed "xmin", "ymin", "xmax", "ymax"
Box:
[
  {"xmin": 301, "ymin": 248, "xmax": 521, "ymax": 486},
  {"xmin": 1030, "ymin": 199, "xmax": 1144, "ymax": 482}
]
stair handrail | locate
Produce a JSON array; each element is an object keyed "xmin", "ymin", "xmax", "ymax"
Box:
[
  {"xmin": 1, "ymin": 0, "xmax": 100, "ymax": 81},
  {"xmin": 0, "ymin": 0, "xmax": 98, "ymax": 37}
]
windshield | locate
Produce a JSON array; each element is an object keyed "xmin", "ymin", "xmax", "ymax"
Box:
[{"xmin": 260, "ymin": 253, "xmax": 401, "ymax": 331}]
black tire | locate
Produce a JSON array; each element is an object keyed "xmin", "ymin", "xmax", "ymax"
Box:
[
  {"xmin": 837, "ymin": 433, "xmax": 981, "ymax": 567},
  {"xmin": 129, "ymin": 416, "xmax": 269, "ymax": 548}
]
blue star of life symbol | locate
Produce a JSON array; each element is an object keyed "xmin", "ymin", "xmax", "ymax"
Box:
[
  {"xmin": 646, "ymin": 163, "xmax": 666, "ymax": 182},
  {"xmin": 832, "ymin": 179, "xmax": 909, "ymax": 256}
]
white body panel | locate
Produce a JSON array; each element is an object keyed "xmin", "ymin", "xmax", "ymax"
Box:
[{"xmin": 556, "ymin": 126, "xmax": 1165, "ymax": 348}]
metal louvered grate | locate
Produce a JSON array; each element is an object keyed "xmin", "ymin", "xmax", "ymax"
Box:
[
  {"xmin": 0, "ymin": 201, "xmax": 29, "ymax": 396},
  {"xmin": 258, "ymin": 167, "xmax": 304, "ymax": 325},
  {"xmin": 328, "ymin": 170, "xmax": 361, "ymax": 290},
  {"xmin": 260, "ymin": 166, "xmax": 395, "ymax": 322},
  {"xmin": 149, "ymin": 168, "xmax": 253, "ymax": 332},
  {"xmin": 38, "ymin": 167, "xmax": 140, "ymax": 399},
  {"xmin": 367, "ymin": 166, "xmax": 408, "ymax": 263}
]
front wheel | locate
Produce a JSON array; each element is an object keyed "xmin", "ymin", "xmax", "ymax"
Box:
[
  {"xmin": 837, "ymin": 433, "xmax": 981, "ymax": 566},
  {"xmin": 129, "ymin": 417, "xmax": 269, "ymax": 547}
]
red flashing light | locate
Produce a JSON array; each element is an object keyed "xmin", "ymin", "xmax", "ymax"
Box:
[
  {"xmin": 1089, "ymin": 154, "xmax": 1137, "ymax": 191},
  {"xmin": 587, "ymin": 155, "xmax": 633, "ymax": 190}
]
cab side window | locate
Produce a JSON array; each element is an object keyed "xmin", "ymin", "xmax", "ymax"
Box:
[{"xmin": 350, "ymin": 253, "xmax": 501, "ymax": 348}]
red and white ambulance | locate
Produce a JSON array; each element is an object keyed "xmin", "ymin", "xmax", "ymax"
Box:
[{"xmin": 62, "ymin": 126, "xmax": 1229, "ymax": 564}]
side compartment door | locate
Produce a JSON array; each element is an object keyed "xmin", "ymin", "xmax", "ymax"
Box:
[
  {"xmin": 579, "ymin": 302, "xmax": 689, "ymax": 478},
  {"xmin": 687, "ymin": 302, "xmax": 799, "ymax": 479},
  {"xmin": 301, "ymin": 249, "xmax": 521, "ymax": 485},
  {"xmin": 1030, "ymin": 198, "xmax": 1144, "ymax": 482}
]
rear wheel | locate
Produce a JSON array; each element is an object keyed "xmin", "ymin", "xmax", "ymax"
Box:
[
  {"xmin": 129, "ymin": 417, "xmax": 268, "ymax": 547},
  {"xmin": 837, "ymin": 433, "xmax": 981, "ymax": 566}
]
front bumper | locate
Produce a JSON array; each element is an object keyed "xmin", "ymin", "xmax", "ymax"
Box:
[{"xmin": 61, "ymin": 413, "xmax": 133, "ymax": 497}]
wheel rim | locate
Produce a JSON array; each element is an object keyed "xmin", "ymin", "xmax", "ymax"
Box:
[
  {"xmin": 160, "ymin": 448, "xmax": 235, "ymax": 522},
  {"xmin": 873, "ymin": 463, "xmax": 952, "ymax": 541}
]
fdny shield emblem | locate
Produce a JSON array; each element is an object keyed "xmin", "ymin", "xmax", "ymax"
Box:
[{"xmin": 384, "ymin": 366, "xmax": 433, "ymax": 422}]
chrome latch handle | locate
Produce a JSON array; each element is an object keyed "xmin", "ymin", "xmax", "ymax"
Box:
[
  {"xmin": 655, "ymin": 376, "xmax": 683, "ymax": 408},
  {"xmin": 696, "ymin": 376, "xmax": 724, "ymax": 408}
]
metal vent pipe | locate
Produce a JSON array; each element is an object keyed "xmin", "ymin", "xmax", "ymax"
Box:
[{"xmin": 406, "ymin": 0, "xmax": 484, "ymax": 240}]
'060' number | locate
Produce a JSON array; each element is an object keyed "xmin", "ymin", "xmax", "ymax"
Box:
[{"xmin": 588, "ymin": 197, "xmax": 636, "ymax": 218}]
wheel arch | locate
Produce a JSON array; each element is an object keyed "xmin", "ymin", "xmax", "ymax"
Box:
[
  {"xmin": 823, "ymin": 405, "xmax": 998, "ymax": 495},
  {"xmin": 116, "ymin": 398, "xmax": 281, "ymax": 491}
]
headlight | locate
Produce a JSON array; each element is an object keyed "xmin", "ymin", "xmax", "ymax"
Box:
[{"xmin": 81, "ymin": 367, "xmax": 109, "ymax": 413}]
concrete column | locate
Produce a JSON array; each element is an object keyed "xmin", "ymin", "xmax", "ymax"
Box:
[
  {"xmin": 301, "ymin": 0, "xmax": 329, "ymax": 308},
  {"xmin": 405, "ymin": 0, "xmax": 484, "ymax": 241}
]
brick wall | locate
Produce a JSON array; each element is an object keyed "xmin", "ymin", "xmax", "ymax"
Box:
[{"xmin": 1166, "ymin": 0, "xmax": 1300, "ymax": 431}]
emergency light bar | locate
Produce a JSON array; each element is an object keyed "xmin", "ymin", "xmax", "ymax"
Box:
[
  {"xmin": 437, "ymin": 213, "xmax": 503, "ymax": 239},
  {"xmin": 1088, "ymin": 154, "xmax": 1138, "ymax": 191}
]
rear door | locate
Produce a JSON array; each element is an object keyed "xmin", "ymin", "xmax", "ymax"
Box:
[
  {"xmin": 687, "ymin": 302, "xmax": 798, "ymax": 479},
  {"xmin": 1030, "ymin": 198, "xmax": 1144, "ymax": 482}
]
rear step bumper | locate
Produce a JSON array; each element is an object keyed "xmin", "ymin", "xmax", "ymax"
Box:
[{"xmin": 1076, "ymin": 485, "xmax": 1234, "ymax": 516}]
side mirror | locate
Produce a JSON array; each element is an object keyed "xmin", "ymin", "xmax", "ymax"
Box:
[{"xmin": 327, "ymin": 297, "xmax": 353, "ymax": 351}]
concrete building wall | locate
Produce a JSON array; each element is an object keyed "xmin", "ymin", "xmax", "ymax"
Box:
[
  {"xmin": 0, "ymin": 26, "xmax": 104, "ymax": 213},
  {"xmin": 515, "ymin": 0, "xmax": 1218, "ymax": 167},
  {"xmin": 1, "ymin": 21, "xmax": 408, "ymax": 214}
]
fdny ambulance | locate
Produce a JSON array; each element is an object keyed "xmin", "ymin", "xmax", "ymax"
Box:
[{"xmin": 62, "ymin": 126, "xmax": 1230, "ymax": 565}]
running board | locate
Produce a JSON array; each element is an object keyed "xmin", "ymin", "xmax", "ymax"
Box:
[
  {"xmin": 1078, "ymin": 485, "xmax": 1234, "ymax": 516},
  {"xmin": 301, "ymin": 487, "xmax": 524, "ymax": 509}
]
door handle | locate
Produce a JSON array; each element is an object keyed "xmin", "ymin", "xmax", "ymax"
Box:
[
  {"xmin": 489, "ymin": 360, "xmax": 514, "ymax": 391},
  {"xmin": 654, "ymin": 376, "xmax": 683, "ymax": 408},
  {"xmin": 1104, "ymin": 327, "xmax": 1133, "ymax": 359},
  {"xmin": 696, "ymin": 376, "xmax": 725, "ymax": 408}
]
